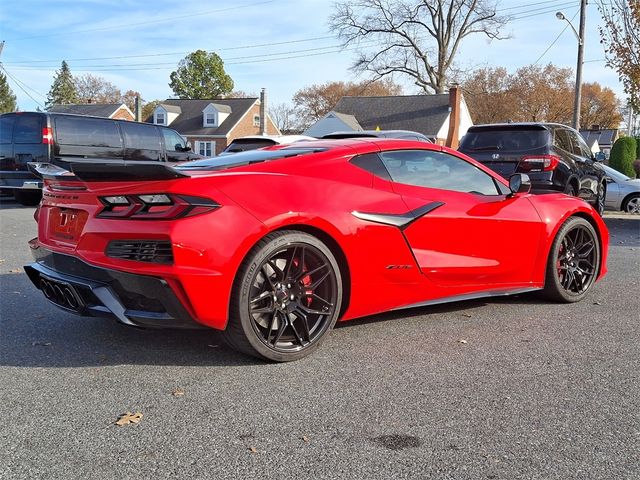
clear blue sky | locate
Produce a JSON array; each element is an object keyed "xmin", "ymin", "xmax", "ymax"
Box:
[{"xmin": 0, "ymin": 0, "xmax": 624, "ymax": 112}]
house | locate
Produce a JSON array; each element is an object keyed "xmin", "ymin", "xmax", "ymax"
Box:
[
  {"xmin": 580, "ymin": 127, "xmax": 618, "ymax": 160},
  {"xmin": 48, "ymin": 103, "xmax": 135, "ymax": 121},
  {"xmin": 147, "ymin": 89, "xmax": 280, "ymax": 156},
  {"xmin": 303, "ymin": 86, "xmax": 472, "ymax": 147}
]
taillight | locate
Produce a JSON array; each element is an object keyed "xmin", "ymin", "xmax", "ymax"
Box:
[
  {"xmin": 520, "ymin": 155, "xmax": 560, "ymax": 172},
  {"xmin": 42, "ymin": 127, "xmax": 53, "ymax": 144},
  {"xmin": 98, "ymin": 194, "xmax": 219, "ymax": 220}
]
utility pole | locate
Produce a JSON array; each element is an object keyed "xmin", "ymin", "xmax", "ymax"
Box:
[
  {"xmin": 0, "ymin": 40, "xmax": 4, "ymax": 58},
  {"xmin": 572, "ymin": 0, "xmax": 587, "ymax": 130}
]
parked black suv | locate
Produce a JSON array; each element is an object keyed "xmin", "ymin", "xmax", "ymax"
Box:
[
  {"xmin": 458, "ymin": 123, "xmax": 606, "ymax": 214},
  {"xmin": 0, "ymin": 112, "xmax": 202, "ymax": 205}
]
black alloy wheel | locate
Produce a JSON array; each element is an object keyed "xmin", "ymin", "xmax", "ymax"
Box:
[
  {"xmin": 224, "ymin": 231, "xmax": 342, "ymax": 361},
  {"xmin": 543, "ymin": 216, "xmax": 600, "ymax": 302}
]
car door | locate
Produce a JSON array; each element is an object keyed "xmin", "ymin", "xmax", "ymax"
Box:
[
  {"xmin": 567, "ymin": 128, "xmax": 600, "ymax": 201},
  {"xmin": 120, "ymin": 122, "xmax": 163, "ymax": 161},
  {"xmin": 379, "ymin": 148, "xmax": 545, "ymax": 288}
]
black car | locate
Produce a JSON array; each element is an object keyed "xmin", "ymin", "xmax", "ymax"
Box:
[
  {"xmin": 458, "ymin": 123, "xmax": 606, "ymax": 214},
  {"xmin": 322, "ymin": 130, "xmax": 434, "ymax": 142},
  {"xmin": 0, "ymin": 112, "xmax": 202, "ymax": 205}
]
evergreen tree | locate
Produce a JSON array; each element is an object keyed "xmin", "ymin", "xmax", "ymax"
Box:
[
  {"xmin": 0, "ymin": 71, "xmax": 17, "ymax": 113},
  {"xmin": 46, "ymin": 61, "xmax": 78, "ymax": 109},
  {"xmin": 169, "ymin": 50, "xmax": 234, "ymax": 99}
]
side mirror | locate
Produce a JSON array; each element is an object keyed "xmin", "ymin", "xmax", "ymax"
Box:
[
  {"xmin": 508, "ymin": 173, "xmax": 531, "ymax": 196},
  {"xmin": 183, "ymin": 141, "xmax": 192, "ymax": 152}
]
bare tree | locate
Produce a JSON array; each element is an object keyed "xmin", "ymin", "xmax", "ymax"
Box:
[
  {"xmin": 269, "ymin": 102, "xmax": 300, "ymax": 133},
  {"xmin": 330, "ymin": 0, "xmax": 508, "ymax": 94},
  {"xmin": 75, "ymin": 74, "xmax": 121, "ymax": 104}
]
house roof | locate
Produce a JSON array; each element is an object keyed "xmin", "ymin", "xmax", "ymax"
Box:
[
  {"xmin": 332, "ymin": 94, "xmax": 451, "ymax": 137},
  {"xmin": 209, "ymin": 103, "xmax": 232, "ymax": 114},
  {"xmin": 159, "ymin": 104, "xmax": 182, "ymax": 114},
  {"xmin": 148, "ymin": 98, "xmax": 258, "ymax": 136},
  {"xmin": 48, "ymin": 103, "xmax": 128, "ymax": 118},
  {"xmin": 580, "ymin": 129, "xmax": 618, "ymax": 147},
  {"xmin": 330, "ymin": 112, "xmax": 362, "ymax": 131}
]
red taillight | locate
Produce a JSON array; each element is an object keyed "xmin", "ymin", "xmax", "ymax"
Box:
[
  {"xmin": 98, "ymin": 194, "xmax": 219, "ymax": 220},
  {"xmin": 520, "ymin": 154, "xmax": 559, "ymax": 172},
  {"xmin": 42, "ymin": 127, "xmax": 53, "ymax": 144}
]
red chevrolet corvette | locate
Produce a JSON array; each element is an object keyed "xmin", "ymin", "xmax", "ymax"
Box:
[{"xmin": 25, "ymin": 139, "xmax": 608, "ymax": 361}]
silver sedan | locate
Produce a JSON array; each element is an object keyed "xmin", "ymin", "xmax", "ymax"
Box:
[{"xmin": 603, "ymin": 164, "xmax": 640, "ymax": 214}]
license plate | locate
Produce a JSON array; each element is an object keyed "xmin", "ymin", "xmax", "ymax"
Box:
[{"xmin": 48, "ymin": 208, "xmax": 88, "ymax": 244}]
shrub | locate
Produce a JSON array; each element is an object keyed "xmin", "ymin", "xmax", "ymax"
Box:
[{"xmin": 609, "ymin": 136, "xmax": 637, "ymax": 178}]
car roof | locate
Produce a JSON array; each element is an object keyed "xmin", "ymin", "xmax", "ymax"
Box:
[
  {"xmin": 229, "ymin": 135, "xmax": 316, "ymax": 144},
  {"xmin": 322, "ymin": 130, "xmax": 432, "ymax": 141},
  {"xmin": 467, "ymin": 122, "xmax": 571, "ymax": 131}
]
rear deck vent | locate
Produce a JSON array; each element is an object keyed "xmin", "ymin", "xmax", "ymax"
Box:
[{"xmin": 106, "ymin": 240, "xmax": 173, "ymax": 264}]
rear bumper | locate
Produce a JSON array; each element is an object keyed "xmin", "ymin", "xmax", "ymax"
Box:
[
  {"xmin": 24, "ymin": 244, "xmax": 205, "ymax": 329},
  {"xmin": 0, "ymin": 172, "xmax": 42, "ymax": 190}
]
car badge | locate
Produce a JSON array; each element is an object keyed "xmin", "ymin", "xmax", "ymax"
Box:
[{"xmin": 492, "ymin": 153, "xmax": 500, "ymax": 160}]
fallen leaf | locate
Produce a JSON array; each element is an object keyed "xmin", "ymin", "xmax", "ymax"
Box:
[
  {"xmin": 302, "ymin": 436, "xmax": 310, "ymax": 443},
  {"xmin": 461, "ymin": 313, "xmax": 472, "ymax": 318},
  {"xmin": 34, "ymin": 314, "xmax": 45, "ymax": 319},
  {"xmin": 457, "ymin": 339, "xmax": 468, "ymax": 344},
  {"xmin": 32, "ymin": 341, "xmax": 51, "ymax": 347},
  {"xmin": 115, "ymin": 412, "xmax": 143, "ymax": 426},
  {"xmin": 8, "ymin": 269, "xmax": 21, "ymax": 274},
  {"xmin": 593, "ymin": 301, "xmax": 602, "ymax": 305},
  {"xmin": 172, "ymin": 388, "xmax": 185, "ymax": 397},
  {"xmin": 249, "ymin": 446, "xmax": 258, "ymax": 454}
]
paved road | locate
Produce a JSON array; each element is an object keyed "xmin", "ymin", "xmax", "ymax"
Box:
[{"xmin": 1, "ymin": 197, "xmax": 639, "ymax": 480}]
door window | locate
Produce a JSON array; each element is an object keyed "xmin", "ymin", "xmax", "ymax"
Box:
[
  {"xmin": 14, "ymin": 115, "xmax": 42, "ymax": 144},
  {"xmin": 55, "ymin": 116, "xmax": 121, "ymax": 147},
  {"xmin": 379, "ymin": 149, "xmax": 503, "ymax": 195},
  {"xmin": 121, "ymin": 122, "xmax": 161, "ymax": 150},
  {"xmin": 161, "ymin": 128, "xmax": 186, "ymax": 152},
  {"xmin": 0, "ymin": 115, "xmax": 15, "ymax": 143}
]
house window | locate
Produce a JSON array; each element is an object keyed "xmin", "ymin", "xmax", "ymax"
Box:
[
  {"xmin": 205, "ymin": 113, "xmax": 216, "ymax": 126},
  {"xmin": 197, "ymin": 141, "xmax": 215, "ymax": 157},
  {"xmin": 155, "ymin": 112, "xmax": 165, "ymax": 125},
  {"xmin": 253, "ymin": 114, "xmax": 260, "ymax": 127}
]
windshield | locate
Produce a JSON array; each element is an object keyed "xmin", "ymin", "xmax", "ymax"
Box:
[
  {"xmin": 222, "ymin": 139, "xmax": 277, "ymax": 153},
  {"xmin": 460, "ymin": 128, "xmax": 550, "ymax": 152},
  {"xmin": 603, "ymin": 165, "xmax": 631, "ymax": 182},
  {"xmin": 176, "ymin": 147, "xmax": 326, "ymax": 171}
]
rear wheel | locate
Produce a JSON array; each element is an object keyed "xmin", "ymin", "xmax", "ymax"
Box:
[
  {"xmin": 622, "ymin": 194, "xmax": 640, "ymax": 214},
  {"xmin": 13, "ymin": 189, "xmax": 42, "ymax": 206},
  {"xmin": 222, "ymin": 231, "xmax": 342, "ymax": 362},
  {"xmin": 563, "ymin": 182, "xmax": 577, "ymax": 197},
  {"xmin": 542, "ymin": 217, "xmax": 600, "ymax": 303}
]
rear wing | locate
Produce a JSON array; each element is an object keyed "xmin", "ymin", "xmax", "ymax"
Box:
[{"xmin": 28, "ymin": 160, "xmax": 189, "ymax": 182}]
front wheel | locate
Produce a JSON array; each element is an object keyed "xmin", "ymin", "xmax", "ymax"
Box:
[
  {"xmin": 542, "ymin": 217, "xmax": 600, "ymax": 303},
  {"xmin": 623, "ymin": 194, "xmax": 640, "ymax": 214},
  {"xmin": 223, "ymin": 231, "xmax": 342, "ymax": 362}
]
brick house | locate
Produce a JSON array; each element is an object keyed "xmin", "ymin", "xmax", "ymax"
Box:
[
  {"xmin": 304, "ymin": 86, "xmax": 472, "ymax": 148},
  {"xmin": 147, "ymin": 90, "xmax": 280, "ymax": 156},
  {"xmin": 48, "ymin": 103, "xmax": 135, "ymax": 121}
]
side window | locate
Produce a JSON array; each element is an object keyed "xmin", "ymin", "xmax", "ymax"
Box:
[
  {"xmin": 14, "ymin": 115, "xmax": 42, "ymax": 144},
  {"xmin": 573, "ymin": 132, "xmax": 593, "ymax": 159},
  {"xmin": 350, "ymin": 153, "xmax": 392, "ymax": 181},
  {"xmin": 161, "ymin": 128, "xmax": 186, "ymax": 152},
  {"xmin": 0, "ymin": 116, "xmax": 16, "ymax": 143},
  {"xmin": 55, "ymin": 116, "xmax": 121, "ymax": 147},
  {"xmin": 379, "ymin": 149, "xmax": 501, "ymax": 195},
  {"xmin": 567, "ymin": 129, "xmax": 587, "ymax": 157},
  {"xmin": 554, "ymin": 129, "xmax": 572, "ymax": 153},
  {"xmin": 121, "ymin": 123, "xmax": 162, "ymax": 150}
]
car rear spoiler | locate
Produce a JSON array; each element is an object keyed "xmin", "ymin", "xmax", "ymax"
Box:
[{"xmin": 28, "ymin": 160, "xmax": 189, "ymax": 182}]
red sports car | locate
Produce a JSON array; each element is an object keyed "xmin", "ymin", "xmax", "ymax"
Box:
[{"xmin": 25, "ymin": 139, "xmax": 609, "ymax": 361}]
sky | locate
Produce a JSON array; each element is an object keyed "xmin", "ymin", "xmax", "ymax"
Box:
[{"xmin": 0, "ymin": 0, "xmax": 626, "ymax": 113}]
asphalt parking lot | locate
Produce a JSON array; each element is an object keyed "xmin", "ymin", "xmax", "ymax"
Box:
[{"xmin": 1, "ymin": 196, "xmax": 639, "ymax": 480}]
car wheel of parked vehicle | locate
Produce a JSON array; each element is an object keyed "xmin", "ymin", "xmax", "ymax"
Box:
[
  {"xmin": 223, "ymin": 231, "xmax": 342, "ymax": 362},
  {"xmin": 595, "ymin": 181, "xmax": 606, "ymax": 216},
  {"xmin": 563, "ymin": 182, "xmax": 577, "ymax": 197},
  {"xmin": 13, "ymin": 189, "xmax": 42, "ymax": 206},
  {"xmin": 622, "ymin": 194, "xmax": 640, "ymax": 214},
  {"xmin": 542, "ymin": 217, "xmax": 600, "ymax": 303}
]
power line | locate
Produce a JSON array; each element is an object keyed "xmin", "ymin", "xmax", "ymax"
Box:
[
  {"xmin": 533, "ymin": 9, "xmax": 580, "ymax": 64},
  {"xmin": 0, "ymin": 66, "xmax": 45, "ymax": 108}
]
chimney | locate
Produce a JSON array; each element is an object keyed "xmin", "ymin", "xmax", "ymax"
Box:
[
  {"xmin": 135, "ymin": 95, "xmax": 142, "ymax": 122},
  {"xmin": 445, "ymin": 84, "xmax": 461, "ymax": 149},
  {"xmin": 591, "ymin": 124, "xmax": 600, "ymax": 131},
  {"xmin": 259, "ymin": 88, "xmax": 267, "ymax": 135}
]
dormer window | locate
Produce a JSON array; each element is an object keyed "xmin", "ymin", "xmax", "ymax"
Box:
[
  {"xmin": 205, "ymin": 113, "xmax": 216, "ymax": 126},
  {"xmin": 155, "ymin": 112, "xmax": 165, "ymax": 125}
]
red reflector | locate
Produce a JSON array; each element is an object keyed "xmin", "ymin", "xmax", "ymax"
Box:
[
  {"xmin": 42, "ymin": 127, "xmax": 53, "ymax": 144},
  {"xmin": 521, "ymin": 154, "xmax": 560, "ymax": 172}
]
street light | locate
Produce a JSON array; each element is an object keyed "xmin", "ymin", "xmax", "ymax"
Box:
[{"xmin": 556, "ymin": 2, "xmax": 587, "ymax": 130}]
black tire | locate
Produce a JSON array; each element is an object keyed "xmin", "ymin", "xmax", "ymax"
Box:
[
  {"xmin": 563, "ymin": 182, "xmax": 577, "ymax": 197},
  {"xmin": 222, "ymin": 230, "xmax": 342, "ymax": 362},
  {"xmin": 622, "ymin": 193, "xmax": 640, "ymax": 214},
  {"xmin": 13, "ymin": 189, "xmax": 42, "ymax": 206},
  {"xmin": 542, "ymin": 216, "xmax": 600, "ymax": 303},
  {"xmin": 593, "ymin": 181, "xmax": 606, "ymax": 216}
]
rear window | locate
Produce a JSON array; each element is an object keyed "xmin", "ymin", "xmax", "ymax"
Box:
[
  {"xmin": 0, "ymin": 115, "xmax": 15, "ymax": 143},
  {"xmin": 460, "ymin": 128, "xmax": 550, "ymax": 152},
  {"xmin": 121, "ymin": 122, "xmax": 161, "ymax": 150},
  {"xmin": 223, "ymin": 139, "xmax": 277, "ymax": 153},
  {"xmin": 178, "ymin": 147, "xmax": 326, "ymax": 171},
  {"xmin": 14, "ymin": 115, "xmax": 42, "ymax": 144},
  {"xmin": 55, "ymin": 116, "xmax": 121, "ymax": 147}
]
